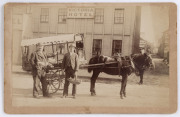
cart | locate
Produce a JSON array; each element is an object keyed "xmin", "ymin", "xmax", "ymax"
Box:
[{"xmin": 21, "ymin": 34, "xmax": 85, "ymax": 94}]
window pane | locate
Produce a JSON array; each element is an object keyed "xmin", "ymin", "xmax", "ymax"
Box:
[
  {"xmin": 58, "ymin": 8, "xmax": 67, "ymax": 23},
  {"xmin": 95, "ymin": 8, "xmax": 104, "ymax": 24},
  {"xmin": 120, "ymin": 18, "xmax": 124, "ymax": 23},
  {"xmin": 112, "ymin": 40, "xmax": 122, "ymax": 56},
  {"xmin": 92, "ymin": 39, "xmax": 102, "ymax": 56},
  {"xmin": 40, "ymin": 8, "xmax": 49, "ymax": 23},
  {"xmin": 114, "ymin": 9, "xmax": 124, "ymax": 24}
]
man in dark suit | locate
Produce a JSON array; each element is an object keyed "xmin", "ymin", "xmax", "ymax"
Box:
[
  {"xmin": 62, "ymin": 43, "xmax": 79, "ymax": 99},
  {"xmin": 30, "ymin": 43, "xmax": 54, "ymax": 98}
]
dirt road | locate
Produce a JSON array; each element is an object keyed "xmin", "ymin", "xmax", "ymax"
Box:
[
  {"xmin": 12, "ymin": 58, "xmax": 169, "ymax": 108},
  {"xmin": 12, "ymin": 75, "xmax": 169, "ymax": 108}
]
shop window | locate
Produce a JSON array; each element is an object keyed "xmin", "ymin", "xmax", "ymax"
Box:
[
  {"xmin": 58, "ymin": 8, "xmax": 67, "ymax": 23},
  {"xmin": 40, "ymin": 8, "xmax": 49, "ymax": 23},
  {"xmin": 92, "ymin": 39, "xmax": 102, "ymax": 56},
  {"xmin": 112, "ymin": 40, "xmax": 122, "ymax": 56},
  {"xmin": 114, "ymin": 8, "xmax": 124, "ymax": 24},
  {"xmin": 94, "ymin": 8, "xmax": 104, "ymax": 24}
]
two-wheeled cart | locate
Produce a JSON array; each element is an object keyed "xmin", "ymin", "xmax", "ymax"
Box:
[{"xmin": 21, "ymin": 34, "xmax": 85, "ymax": 94}]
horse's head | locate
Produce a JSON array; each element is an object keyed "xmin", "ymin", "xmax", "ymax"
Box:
[{"xmin": 143, "ymin": 53, "xmax": 155, "ymax": 70}]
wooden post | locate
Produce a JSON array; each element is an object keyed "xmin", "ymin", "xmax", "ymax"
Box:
[
  {"xmin": 111, "ymin": 8, "xmax": 115, "ymax": 56},
  {"xmin": 67, "ymin": 42, "xmax": 69, "ymax": 53},
  {"xmin": 84, "ymin": 19, "xmax": 87, "ymax": 60},
  {"xmin": 82, "ymin": 34, "xmax": 86, "ymax": 60},
  {"xmin": 91, "ymin": 17, "xmax": 95, "ymax": 57},
  {"xmin": 122, "ymin": 8, "xmax": 125, "ymax": 56},
  {"xmin": 51, "ymin": 42, "xmax": 54, "ymax": 54},
  {"xmin": 56, "ymin": 43, "xmax": 58, "ymax": 64}
]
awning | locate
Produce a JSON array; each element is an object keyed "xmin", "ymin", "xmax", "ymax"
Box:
[{"xmin": 21, "ymin": 34, "xmax": 82, "ymax": 46}]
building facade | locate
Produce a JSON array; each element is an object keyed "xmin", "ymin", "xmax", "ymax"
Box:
[{"xmin": 12, "ymin": 4, "xmax": 141, "ymax": 65}]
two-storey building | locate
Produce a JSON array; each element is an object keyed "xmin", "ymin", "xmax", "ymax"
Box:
[{"xmin": 12, "ymin": 4, "xmax": 141, "ymax": 65}]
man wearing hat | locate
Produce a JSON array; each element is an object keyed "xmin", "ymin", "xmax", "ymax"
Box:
[
  {"xmin": 62, "ymin": 43, "xmax": 79, "ymax": 99},
  {"xmin": 30, "ymin": 42, "xmax": 55, "ymax": 98}
]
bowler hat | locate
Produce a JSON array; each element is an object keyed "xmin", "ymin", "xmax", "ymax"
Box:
[{"xmin": 69, "ymin": 43, "xmax": 76, "ymax": 48}]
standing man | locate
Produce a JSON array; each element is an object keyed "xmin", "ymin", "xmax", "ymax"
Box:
[
  {"xmin": 62, "ymin": 43, "xmax": 79, "ymax": 99},
  {"xmin": 30, "ymin": 43, "xmax": 54, "ymax": 98}
]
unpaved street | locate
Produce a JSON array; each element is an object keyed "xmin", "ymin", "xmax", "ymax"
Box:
[
  {"xmin": 12, "ymin": 74, "xmax": 169, "ymax": 107},
  {"xmin": 12, "ymin": 58, "xmax": 169, "ymax": 108}
]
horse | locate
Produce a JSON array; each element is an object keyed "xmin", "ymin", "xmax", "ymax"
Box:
[
  {"xmin": 88, "ymin": 55, "xmax": 134, "ymax": 99},
  {"xmin": 131, "ymin": 53, "xmax": 155, "ymax": 84}
]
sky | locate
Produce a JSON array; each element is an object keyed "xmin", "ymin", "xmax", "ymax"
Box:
[{"xmin": 140, "ymin": 5, "xmax": 169, "ymax": 47}]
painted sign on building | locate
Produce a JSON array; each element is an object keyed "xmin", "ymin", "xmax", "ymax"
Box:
[{"xmin": 67, "ymin": 8, "xmax": 95, "ymax": 18}]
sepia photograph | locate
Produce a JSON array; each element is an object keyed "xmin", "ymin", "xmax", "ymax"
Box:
[{"xmin": 4, "ymin": 2, "xmax": 177, "ymax": 114}]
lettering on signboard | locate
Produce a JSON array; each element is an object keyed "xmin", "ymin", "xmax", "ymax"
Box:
[{"xmin": 67, "ymin": 8, "xmax": 95, "ymax": 18}]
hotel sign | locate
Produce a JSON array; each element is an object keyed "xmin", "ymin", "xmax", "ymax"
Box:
[{"xmin": 67, "ymin": 8, "xmax": 95, "ymax": 18}]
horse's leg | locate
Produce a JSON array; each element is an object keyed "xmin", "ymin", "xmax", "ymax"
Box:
[
  {"xmin": 90, "ymin": 76, "xmax": 94, "ymax": 95},
  {"xmin": 92, "ymin": 70, "xmax": 100, "ymax": 95},
  {"xmin": 90, "ymin": 70, "xmax": 100, "ymax": 96},
  {"xmin": 123, "ymin": 74, "xmax": 128, "ymax": 97},
  {"xmin": 120, "ymin": 75, "xmax": 125, "ymax": 99},
  {"xmin": 139, "ymin": 70, "xmax": 144, "ymax": 84},
  {"xmin": 120, "ymin": 74, "xmax": 128, "ymax": 99}
]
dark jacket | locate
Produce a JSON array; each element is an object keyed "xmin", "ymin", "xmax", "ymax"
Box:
[{"xmin": 62, "ymin": 52, "xmax": 79, "ymax": 71}]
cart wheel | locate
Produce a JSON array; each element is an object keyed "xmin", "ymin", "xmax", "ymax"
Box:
[
  {"xmin": 46, "ymin": 70, "xmax": 65, "ymax": 94},
  {"xmin": 46, "ymin": 71, "xmax": 59, "ymax": 94},
  {"xmin": 58, "ymin": 77, "xmax": 65, "ymax": 90},
  {"xmin": 54, "ymin": 70, "xmax": 65, "ymax": 91},
  {"xmin": 39, "ymin": 78, "xmax": 60, "ymax": 95},
  {"xmin": 39, "ymin": 70, "xmax": 65, "ymax": 94}
]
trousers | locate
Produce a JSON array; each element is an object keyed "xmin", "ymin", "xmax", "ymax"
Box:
[
  {"xmin": 32, "ymin": 68, "xmax": 49, "ymax": 97},
  {"xmin": 63, "ymin": 67, "xmax": 76, "ymax": 96}
]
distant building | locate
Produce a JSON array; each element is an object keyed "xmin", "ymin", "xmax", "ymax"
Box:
[
  {"xmin": 12, "ymin": 4, "xmax": 141, "ymax": 65},
  {"xmin": 139, "ymin": 38, "xmax": 156, "ymax": 54},
  {"xmin": 158, "ymin": 30, "xmax": 169, "ymax": 60}
]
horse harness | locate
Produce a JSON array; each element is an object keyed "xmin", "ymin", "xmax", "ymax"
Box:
[{"xmin": 99, "ymin": 56, "xmax": 133, "ymax": 76}]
